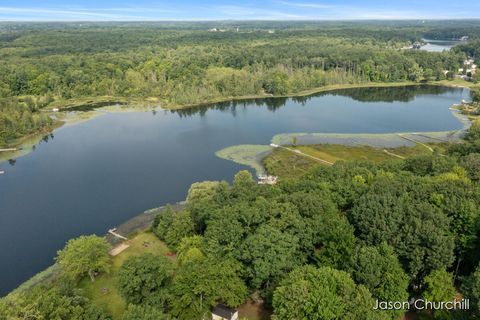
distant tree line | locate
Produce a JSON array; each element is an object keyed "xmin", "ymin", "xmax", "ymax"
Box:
[{"xmin": 2, "ymin": 22, "xmax": 479, "ymax": 145}]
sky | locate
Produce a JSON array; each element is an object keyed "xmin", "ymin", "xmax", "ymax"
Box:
[{"xmin": 0, "ymin": 0, "xmax": 479, "ymax": 21}]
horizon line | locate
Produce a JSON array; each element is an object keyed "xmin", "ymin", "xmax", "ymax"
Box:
[{"xmin": 1, "ymin": 18, "xmax": 480, "ymax": 22}]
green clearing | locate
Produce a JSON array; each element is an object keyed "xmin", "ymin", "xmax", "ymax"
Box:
[
  {"xmin": 263, "ymin": 143, "xmax": 441, "ymax": 179},
  {"xmin": 263, "ymin": 147, "xmax": 319, "ymax": 179},
  {"xmin": 80, "ymin": 230, "xmax": 269, "ymax": 320},
  {"xmin": 79, "ymin": 232, "xmax": 174, "ymax": 319},
  {"xmin": 218, "ymin": 140, "xmax": 453, "ymax": 179}
]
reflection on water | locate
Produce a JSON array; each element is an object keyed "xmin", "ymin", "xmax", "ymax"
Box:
[
  {"xmin": 172, "ymin": 85, "xmax": 465, "ymax": 117},
  {"xmin": 421, "ymin": 39, "xmax": 462, "ymax": 52},
  {"xmin": 324, "ymin": 85, "xmax": 454, "ymax": 103},
  {"xmin": 0, "ymin": 85, "xmax": 470, "ymax": 296}
]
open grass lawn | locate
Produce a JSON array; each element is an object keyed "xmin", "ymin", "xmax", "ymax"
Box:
[
  {"xmin": 264, "ymin": 143, "xmax": 440, "ymax": 179},
  {"xmin": 298, "ymin": 145, "xmax": 392, "ymax": 162},
  {"xmin": 263, "ymin": 148, "xmax": 319, "ymax": 179},
  {"xmin": 80, "ymin": 232, "xmax": 174, "ymax": 319},
  {"xmin": 80, "ymin": 231, "xmax": 271, "ymax": 319}
]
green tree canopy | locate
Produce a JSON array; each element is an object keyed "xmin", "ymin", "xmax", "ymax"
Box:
[
  {"xmin": 351, "ymin": 243, "xmax": 409, "ymax": 302},
  {"xmin": 56, "ymin": 235, "xmax": 111, "ymax": 282},
  {"xmin": 350, "ymin": 175, "xmax": 455, "ymax": 281},
  {"xmin": 164, "ymin": 211, "xmax": 195, "ymax": 249},
  {"xmin": 0, "ymin": 286, "xmax": 110, "ymax": 320},
  {"xmin": 121, "ymin": 304, "xmax": 169, "ymax": 320},
  {"xmin": 350, "ymin": 243, "xmax": 409, "ymax": 319},
  {"xmin": 240, "ymin": 224, "xmax": 301, "ymax": 288},
  {"xmin": 272, "ymin": 265, "xmax": 388, "ymax": 320},
  {"xmin": 423, "ymin": 268, "xmax": 456, "ymax": 302},
  {"xmin": 462, "ymin": 263, "xmax": 480, "ymax": 316},
  {"xmin": 117, "ymin": 253, "xmax": 173, "ymax": 305},
  {"xmin": 170, "ymin": 258, "xmax": 248, "ymax": 320}
]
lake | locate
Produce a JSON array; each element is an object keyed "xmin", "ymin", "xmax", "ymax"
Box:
[
  {"xmin": 421, "ymin": 39, "xmax": 462, "ymax": 52},
  {"xmin": 0, "ymin": 85, "xmax": 471, "ymax": 295}
]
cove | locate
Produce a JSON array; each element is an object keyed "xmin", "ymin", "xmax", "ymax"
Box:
[{"xmin": 0, "ymin": 85, "xmax": 471, "ymax": 295}]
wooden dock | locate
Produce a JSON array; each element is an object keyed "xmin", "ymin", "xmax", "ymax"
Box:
[{"xmin": 108, "ymin": 228, "xmax": 128, "ymax": 240}]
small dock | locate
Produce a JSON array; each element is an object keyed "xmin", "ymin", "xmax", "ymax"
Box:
[
  {"xmin": 0, "ymin": 148, "xmax": 17, "ymax": 152},
  {"xmin": 108, "ymin": 228, "xmax": 128, "ymax": 240},
  {"xmin": 0, "ymin": 170, "xmax": 4, "ymax": 175}
]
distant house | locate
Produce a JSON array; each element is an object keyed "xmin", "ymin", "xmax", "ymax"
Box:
[
  {"xmin": 212, "ymin": 304, "xmax": 239, "ymax": 320},
  {"xmin": 52, "ymin": 108, "xmax": 59, "ymax": 112}
]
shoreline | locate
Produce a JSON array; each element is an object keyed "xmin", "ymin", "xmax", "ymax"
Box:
[
  {"xmin": 6, "ymin": 90, "xmax": 473, "ymax": 295},
  {"xmin": 1, "ymin": 80, "xmax": 474, "ymax": 163},
  {"xmin": 2, "ymin": 81, "xmax": 474, "ymax": 295},
  {"xmin": 8, "ymin": 201, "xmax": 186, "ymax": 297}
]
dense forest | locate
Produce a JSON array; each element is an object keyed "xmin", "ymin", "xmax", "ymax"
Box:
[
  {"xmin": 2, "ymin": 118, "xmax": 480, "ymax": 319},
  {"xmin": 2, "ymin": 21, "xmax": 480, "ymax": 319},
  {"xmin": 1, "ymin": 21, "xmax": 479, "ymax": 146}
]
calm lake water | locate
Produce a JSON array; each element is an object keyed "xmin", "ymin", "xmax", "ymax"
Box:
[
  {"xmin": 0, "ymin": 85, "xmax": 471, "ymax": 295},
  {"xmin": 421, "ymin": 39, "xmax": 462, "ymax": 52}
]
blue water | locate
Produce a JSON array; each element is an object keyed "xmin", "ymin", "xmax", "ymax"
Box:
[
  {"xmin": 0, "ymin": 85, "xmax": 470, "ymax": 295},
  {"xmin": 421, "ymin": 38, "xmax": 461, "ymax": 52}
]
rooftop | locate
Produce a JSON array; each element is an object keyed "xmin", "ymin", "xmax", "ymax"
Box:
[{"xmin": 212, "ymin": 304, "xmax": 237, "ymax": 319}]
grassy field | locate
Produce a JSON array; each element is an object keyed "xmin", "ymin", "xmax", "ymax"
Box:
[
  {"xmin": 263, "ymin": 143, "xmax": 442, "ymax": 179},
  {"xmin": 80, "ymin": 231, "xmax": 271, "ymax": 320},
  {"xmin": 433, "ymin": 79, "xmax": 480, "ymax": 90},
  {"xmin": 79, "ymin": 232, "xmax": 174, "ymax": 319}
]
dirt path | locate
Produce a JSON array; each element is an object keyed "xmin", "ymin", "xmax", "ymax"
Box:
[
  {"xmin": 279, "ymin": 146, "xmax": 334, "ymax": 165},
  {"xmin": 383, "ymin": 149, "xmax": 405, "ymax": 159},
  {"xmin": 397, "ymin": 134, "xmax": 434, "ymax": 152},
  {"xmin": 109, "ymin": 243, "xmax": 130, "ymax": 256}
]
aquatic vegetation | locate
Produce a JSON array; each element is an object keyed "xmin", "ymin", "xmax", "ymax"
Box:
[{"xmin": 216, "ymin": 145, "xmax": 273, "ymax": 175}]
